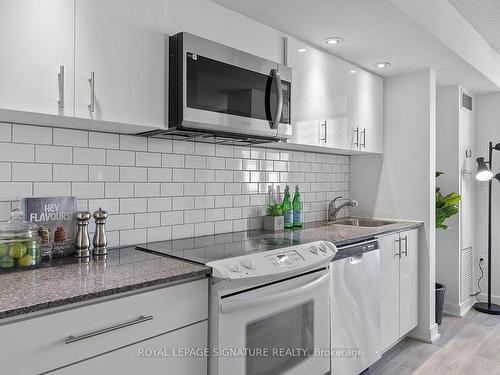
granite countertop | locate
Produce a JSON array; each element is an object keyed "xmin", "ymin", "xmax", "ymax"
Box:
[{"xmin": 0, "ymin": 247, "xmax": 210, "ymax": 321}]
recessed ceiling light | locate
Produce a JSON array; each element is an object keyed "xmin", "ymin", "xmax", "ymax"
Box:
[
  {"xmin": 375, "ymin": 62, "xmax": 391, "ymax": 68},
  {"xmin": 349, "ymin": 70, "xmax": 357, "ymax": 74},
  {"xmin": 323, "ymin": 37, "xmax": 344, "ymax": 45},
  {"xmin": 298, "ymin": 48, "xmax": 307, "ymax": 53}
]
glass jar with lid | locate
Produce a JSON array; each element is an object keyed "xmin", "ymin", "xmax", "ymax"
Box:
[{"xmin": 0, "ymin": 209, "xmax": 42, "ymax": 269}]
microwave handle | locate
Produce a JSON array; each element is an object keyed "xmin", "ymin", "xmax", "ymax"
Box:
[
  {"xmin": 220, "ymin": 272, "xmax": 329, "ymax": 313},
  {"xmin": 270, "ymin": 69, "xmax": 283, "ymax": 129}
]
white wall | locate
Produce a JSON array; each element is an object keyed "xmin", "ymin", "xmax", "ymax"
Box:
[
  {"xmin": 475, "ymin": 92, "xmax": 500, "ymax": 304},
  {"xmin": 165, "ymin": 0, "xmax": 285, "ymax": 64},
  {"xmin": 351, "ymin": 68, "xmax": 438, "ymax": 342}
]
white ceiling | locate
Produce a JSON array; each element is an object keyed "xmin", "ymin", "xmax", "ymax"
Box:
[
  {"xmin": 447, "ymin": 0, "xmax": 500, "ymax": 54},
  {"xmin": 211, "ymin": 0, "xmax": 500, "ymax": 93}
]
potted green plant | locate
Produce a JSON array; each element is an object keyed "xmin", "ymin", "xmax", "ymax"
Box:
[
  {"xmin": 435, "ymin": 172, "xmax": 462, "ymax": 325},
  {"xmin": 263, "ymin": 203, "xmax": 284, "ymax": 232}
]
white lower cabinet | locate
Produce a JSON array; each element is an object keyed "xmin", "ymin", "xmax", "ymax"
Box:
[
  {"xmin": 0, "ymin": 279, "xmax": 208, "ymax": 375},
  {"xmin": 51, "ymin": 320, "xmax": 207, "ymax": 375},
  {"xmin": 379, "ymin": 229, "xmax": 418, "ymax": 351}
]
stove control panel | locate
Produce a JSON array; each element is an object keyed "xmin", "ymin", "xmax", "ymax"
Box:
[{"xmin": 208, "ymin": 241, "xmax": 338, "ymax": 280}]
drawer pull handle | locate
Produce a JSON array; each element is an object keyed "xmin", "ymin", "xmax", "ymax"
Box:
[{"xmin": 65, "ymin": 315, "xmax": 153, "ymax": 344}]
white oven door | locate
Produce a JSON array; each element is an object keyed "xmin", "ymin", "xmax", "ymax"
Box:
[{"xmin": 215, "ymin": 270, "xmax": 331, "ymax": 375}]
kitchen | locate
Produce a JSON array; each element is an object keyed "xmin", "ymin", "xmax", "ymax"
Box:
[{"xmin": 1, "ymin": 0, "xmax": 500, "ymax": 374}]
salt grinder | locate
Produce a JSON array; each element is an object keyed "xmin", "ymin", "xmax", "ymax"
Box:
[
  {"xmin": 75, "ymin": 211, "xmax": 91, "ymax": 258},
  {"xmin": 92, "ymin": 207, "xmax": 108, "ymax": 259}
]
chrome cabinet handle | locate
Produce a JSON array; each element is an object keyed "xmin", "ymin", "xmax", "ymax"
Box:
[
  {"xmin": 361, "ymin": 128, "xmax": 366, "ymax": 148},
  {"xmin": 401, "ymin": 236, "xmax": 408, "ymax": 256},
  {"xmin": 65, "ymin": 315, "xmax": 153, "ymax": 344},
  {"xmin": 319, "ymin": 121, "xmax": 327, "ymax": 144},
  {"xmin": 270, "ymin": 69, "xmax": 283, "ymax": 130},
  {"xmin": 58, "ymin": 66, "xmax": 64, "ymax": 109},
  {"xmin": 88, "ymin": 72, "xmax": 95, "ymax": 113},
  {"xmin": 395, "ymin": 238, "xmax": 401, "ymax": 258},
  {"xmin": 353, "ymin": 127, "xmax": 359, "ymax": 147}
]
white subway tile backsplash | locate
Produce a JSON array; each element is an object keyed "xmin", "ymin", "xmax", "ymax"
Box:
[
  {"xmin": 36, "ymin": 145, "xmax": 72, "ymax": 164},
  {"xmin": 136, "ymin": 152, "xmax": 161, "ymax": 167},
  {"xmin": 54, "ymin": 164, "xmax": 88, "ymax": 181},
  {"xmin": 0, "ymin": 126, "xmax": 349, "ymax": 244},
  {"xmin": 89, "ymin": 166, "xmax": 119, "ymax": 181},
  {"xmin": 107, "ymin": 150, "xmax": 135, "ymax": 166},
  {"xmin": 148, "ymin": 138, "xmax": 172, "ymax": 153},
  {"xmin": 13, "ymin": 124, "xmax": 52, "ymax": 144},
  {"xmin": 72, "ymin": 182, "xmax": 104, "ymax": 199},
  {"xmin": 89, "ymin": 132, "xmax": 119, "ymax": 149},
  {"xmin": 135, "ymin": 212, "xmax": 160, "ymax": 228},
  {"xmin": 0, "ymin": 123, "xmax": 11, "ymax": 142},
  {"xmin": 0, "ymin": 143, "xmax": 34, "ymax": 162},
  {"xmin": 162, "ymin": 154, "xmax": 184, "ymax": 168},
  {"xmin": 0, "ymin": 182, "xmax": 32, "ymax": 200},
  {"xmin": 33, "ymin": 182, "xmax": 70, "ymax": 196},
  {"xmin": 53, "ymin": 129, "xmax": 88, "ymax": 147},
  {"xmin": 135, "ymin": 183, "xmax": 160, "ymax": 197},
  {"xmin": 120, "ymin": 198, "xmax": 147, "ymax": 214},
  {"xmin": 161, "ymin": 211, "xmax": 183, "ymax": 226},
  {"xmin": 0, "ymin": 163, "xmax": 11, "ymax": 181},
  {"xmin": 105, "ymin": 182, "xmax": 134, "ymax": 198},
  {"xmin": 120, "ymin": 135, "xmax": 147, "ymax": 151},
  {"xmin": 12, "ymin": 163, "xmax": 52, "ymax": 181},
  {"xmin": 120, "ymin": 167, "xmax": 147, "ymax": 182}
]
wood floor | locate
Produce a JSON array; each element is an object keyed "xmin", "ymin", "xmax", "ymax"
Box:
[{"xmin": 370, "ymin": 308, "xmax": 500, "ymax": 374}]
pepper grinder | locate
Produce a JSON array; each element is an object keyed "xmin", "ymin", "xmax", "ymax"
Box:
[
  {"xmin": 75, "ymin": 211, "xmax": 91, "ymax": 258},
  {"xmin": 92, "ymin": 207, "xmax": 108, "ymax": 260}
]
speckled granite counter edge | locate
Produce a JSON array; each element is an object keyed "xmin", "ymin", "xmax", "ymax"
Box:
[{"xmin": 0, "ymin": 268, "xmax": 209, "ymax": 321}]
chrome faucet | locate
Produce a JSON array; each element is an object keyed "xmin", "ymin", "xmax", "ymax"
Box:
[{"xmin": 328, "ymin": 196, "xmax": 359, "ymax": 222}]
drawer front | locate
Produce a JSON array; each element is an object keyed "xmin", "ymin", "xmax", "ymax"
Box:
[
  {"xmin": 0, "ymin": 279, "xmax": 208, "ymax": 375},
  {"xmin": 49, "ymin": 320, "xmax": 208, "ymax": 375}
]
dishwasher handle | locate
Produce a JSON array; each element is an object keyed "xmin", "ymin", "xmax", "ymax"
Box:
[{"xmin": 220, "ymin": 272, "xmax": 329, "ymax": 313}]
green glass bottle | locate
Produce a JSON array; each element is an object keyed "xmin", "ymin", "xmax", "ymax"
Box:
[
  {"xmin": 282, "ymin": 185, "xmax": 293, "ymax": 228},
  {"xmin": 292, "ymin": 185, "xmax": 303, "ymax": 227}
]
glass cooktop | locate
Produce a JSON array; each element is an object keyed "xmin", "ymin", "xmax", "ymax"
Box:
[{"xmin": 136, "ymin": 229, "xmax": 306, "ymax": 265}]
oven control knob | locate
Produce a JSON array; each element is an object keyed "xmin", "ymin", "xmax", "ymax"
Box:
[
  {"xmin": 319, "ymin": 242, "xmax": 328, "ymax": 253},
  {"xmin": 242, "ymin": 259, "xmax": 255, "ymax": 270},
  {"xmin": 309, "ymin": 245, "xmax": 319, "ymax": 254},
  {"xmin": 227, "ymin": 262, "xmax": 241, "ymax": 273}
]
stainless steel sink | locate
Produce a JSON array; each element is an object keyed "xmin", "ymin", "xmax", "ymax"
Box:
[{"xmin": 330, "ymin": 218, "xmax": 395, "ymax": 227}]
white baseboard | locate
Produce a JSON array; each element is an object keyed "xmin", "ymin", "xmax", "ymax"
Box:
[
  {"xmin": 443, "ymin": 298, "xmax": 474, "ymax": 317},
  {"xmin": 479, "ymin": 293, "xmax": 500, "ymax": 304},
  {"xmin": 408, "ymin": 323, "xmax": 440, "ymax": 343}
]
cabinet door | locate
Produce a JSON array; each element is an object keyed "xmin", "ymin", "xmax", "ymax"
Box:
[
  {"xmin": 358, "ymin": 70, "xmax": 383, "ymax": 153},
  {"xmin": 286, "ymin": 37, "xmax": 357, "ymax": 150},
  {"xmin": 50, "ymin": 321, "xmax": 208, "ymax": 375},
  {"xmin": 378, "ymin": 233, "xmax": 401, "ymax": 351},
  {"xmin": 399, "ymin": 229, "xmax": 418, "ymax": 336},
  {"xmin": 0, "ymin": 0, "xmax": 74, "ymax": 116},
  {"xmin": 75, "ymin": 0, "xmax": 166, "ymax": 127}
]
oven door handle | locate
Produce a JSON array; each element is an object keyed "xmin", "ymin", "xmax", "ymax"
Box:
[
  {"xmin": 220, "ymin": 272, "xmax": 329, "ymax": 313},
  {"xmin": 269, "ymin": 68, "xmax": 283, "ymax": 130}
]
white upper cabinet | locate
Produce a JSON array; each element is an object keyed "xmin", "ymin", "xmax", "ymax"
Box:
[
  {"xmin": 75, "ymin": 0, "xmax": 166, "ymax": 128},
  {"xmin": 286, "ymin": 37, "xmax": 383, "ymax": 153},
  {"xmin": 0, "ymin": 0, "xmax": 74, "ymax": 116}
]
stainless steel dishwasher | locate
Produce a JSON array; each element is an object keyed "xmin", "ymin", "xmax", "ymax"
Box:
[{"xmin": 331, "ymin": 239, "xmax": 381, "ymax": 375}]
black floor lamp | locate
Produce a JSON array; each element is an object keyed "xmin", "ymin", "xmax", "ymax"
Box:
[{"xmin": 475, "ymin": 142, "xmax": 500, "ymax": 315}]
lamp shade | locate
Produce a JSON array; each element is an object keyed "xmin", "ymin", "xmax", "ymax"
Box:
[{"xmin": 476, "ymin": 157, "xmax": 493, "ymax": 181}]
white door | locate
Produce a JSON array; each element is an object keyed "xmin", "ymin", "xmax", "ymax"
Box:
[
  {"xmin": 399, "ymin": 229, "xmax": 419, "ymax": 336},
  {"xmin": 286, "ymin": 37, "xmax": 357, "ymax": 150},
  {"xmin": 215, "ymin": 271, "xmax": 331, "ymax": 375},
  {"xmin": 378, "ymin": 233, "xmax": 401, "ymax": 351},
  {"xmin": 75, "ymin": 0, "xmax": 166, "ymax": 127},
  {"xmin": 0, "ymin": 0, "xmax": 74, "ymax": 116},
  {"xmin": 50, "ymin": 321, "xmax": 208, "ymax": 375},
  {"xmin": 357, "ymin": 70, "xmax": 383, "ymax": 153}
]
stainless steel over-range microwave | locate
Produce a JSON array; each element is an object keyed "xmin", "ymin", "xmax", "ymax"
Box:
[{"xmin": 140, "ymin": 32, "xmax": 292, "ymax": 144}]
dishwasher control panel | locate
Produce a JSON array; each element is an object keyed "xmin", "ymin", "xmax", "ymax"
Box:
[{"xmin": 208, "ymin": 241, "xmax": 337, "ymax": 280}]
